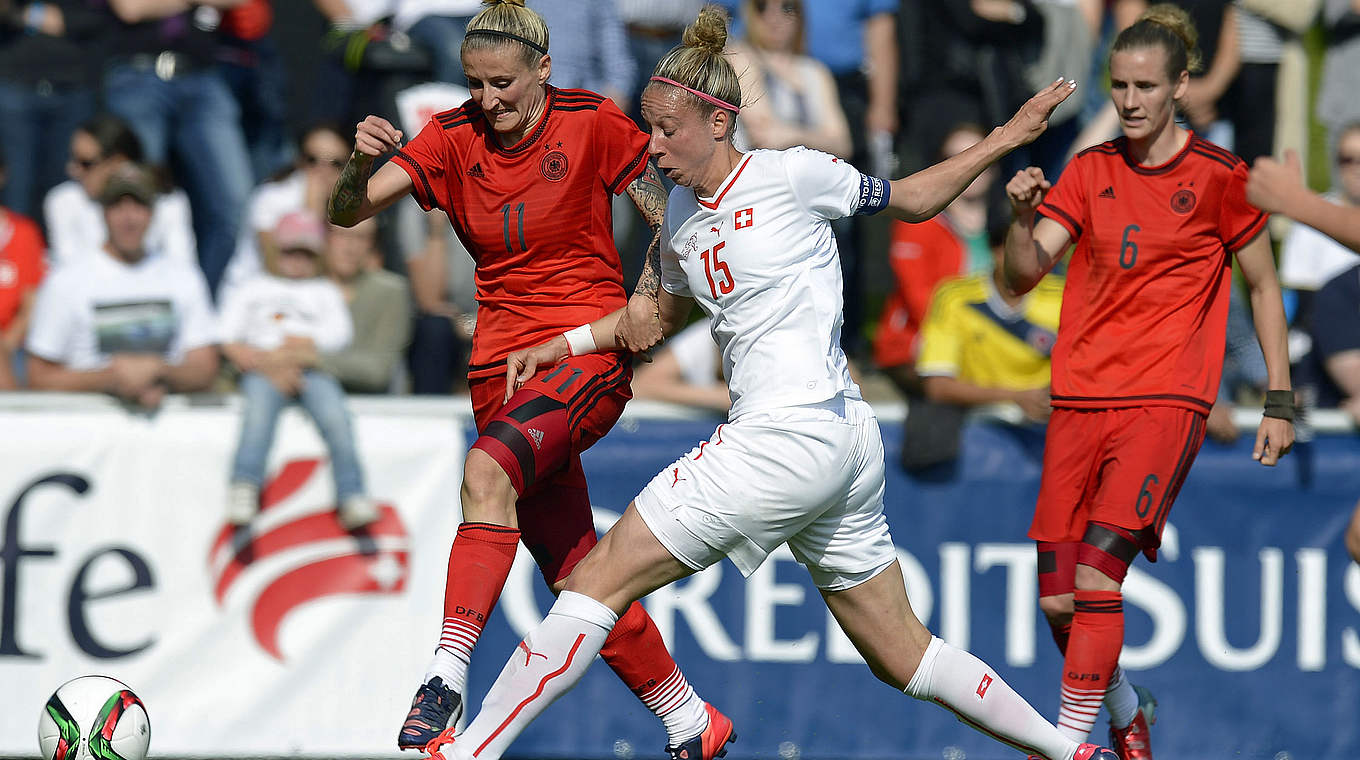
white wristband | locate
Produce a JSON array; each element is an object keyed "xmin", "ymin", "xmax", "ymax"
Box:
[{"xmin": 563, "ymin": 324, "xmax": 596, "ymax": 356}]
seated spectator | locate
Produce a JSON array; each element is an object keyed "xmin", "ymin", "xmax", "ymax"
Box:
[
  {"xmin": 26, "ymin": 164, "xmax": 218, "ymax": 407},
  {"xmin": 1278, "ymin": 122, "xmax": 1360, "ymax": 327},
  {"xmin": 1304, "ymin": 263, "xmax": 1360, "ymax": 424},
  {"xmin": 219, "ymin": 211, "xmax": 376, "ymax": 530},
  {"xmin": 318, "ymin": 217, "xmax": 413, "ymax": 393},
  {"xmin": 727, "ymin": 0, "xmax": 852, "ymax": 158},
  {"xmin": 915, "ymin": 225, "xmax": 1063, "ymax": 421},
  {"xmin": 0, "ymin": 151, "xmax": 47, "ymax": 389},
  {"xmin": 43, "ymin": 114, "xmax": 196, "ymax": 268},
  {"xmin": 406, "ymin": 210, "xmax": 472, "ymax": 394},
  {"xmin": 1348, "ymin": 497, "xmax": 1360, "ymax": 564},
  {"xmin": 220, "ymin": 123, "xmax": 351, "ymax": 304},
  {"xmin": 631, "ymin": 321, "xmax": 729, "ymax": 413},
  {"xmin": 873, "ymin": 123, "xmax": 995, "ymax": 395}
]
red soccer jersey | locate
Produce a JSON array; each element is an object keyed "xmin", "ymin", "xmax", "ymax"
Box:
[
  {"xmin": 0, "ymin": 211, "xmax": 46, "ymax": 331},
  {"xmin": 1037, "ymin": 134, "xmax": 1268, "ymax": 413},
  {"xmin": 393, "ymin": 86, "xmax": 649, "ymax": 378}
]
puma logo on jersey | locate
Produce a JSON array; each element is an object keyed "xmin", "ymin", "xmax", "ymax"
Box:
[
  {"xmin": 527, "ymin": 428, "xmax": 545, "ymax": 449},
  {"xmin": 466, "ymin": 162, "xmax": 486, "ymax": 179},
  {"xmin": 710, "ymin": 221, "xmax": 723, "ymax": 235},
  {"xmin": 1098, "ymin": 185, "xmax": 1116, "ymax": 199}
]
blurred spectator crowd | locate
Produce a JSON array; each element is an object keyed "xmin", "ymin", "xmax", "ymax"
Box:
[{"xmin": 2, "ymin": 0, "xmax": 1360, "ymax": 466}]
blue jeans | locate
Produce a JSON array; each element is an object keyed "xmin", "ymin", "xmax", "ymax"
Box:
[
  {"xmin": 407, "ymin": 15, "xmax": 475, "ymax": 84},
  {"xmin": 231, "ymin": 371, "xmax": 366, "ymax": 500},
  {"xmin": 0, "ymin": 80, "xmax": 94, "ymax": 218},
  {"xmin": 103, "ymin": 66, "xmax": 254, "ymax": 297}
]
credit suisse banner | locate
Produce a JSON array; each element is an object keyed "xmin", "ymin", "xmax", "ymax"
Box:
[{"xmin": 2, "ymin": 396, "xmax": 1359, "ymax": 760}]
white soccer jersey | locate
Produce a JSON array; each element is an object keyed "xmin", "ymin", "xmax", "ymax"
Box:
[{"xmin": 660, "ymin": 147, "xmax": 888, "ymax": 419}]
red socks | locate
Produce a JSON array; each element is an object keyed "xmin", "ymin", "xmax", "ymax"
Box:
[
  {"xmin": 425, "ymin": 522, "xmax": 521, "ymax": 690},
  {"xmin": 1057, "ymin": 589, "xmax": 1123, "ymax": 741}
]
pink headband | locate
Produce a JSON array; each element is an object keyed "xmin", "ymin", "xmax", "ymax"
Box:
[{"xmin": 649, "ymin": 76, "xmax": 740, "ymax": 113}]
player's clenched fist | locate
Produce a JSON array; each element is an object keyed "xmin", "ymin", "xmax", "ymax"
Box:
[
  {"xmin": 353, "ymin": 115, "xmax": 404, "ymax": 159},
  {"xmin": 1006, "ymin": 167, "xmax": 1051, "ymax": 215}
]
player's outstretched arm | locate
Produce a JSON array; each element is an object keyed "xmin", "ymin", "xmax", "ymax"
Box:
[
  {"xmin": 329, "ymin": 115, "xmax": 414, "ymax": 227},
  {"xmin": 1249, "ymin": 150, "xmax": 1360, "ymax": 252},
  {"xmin": 1002, "ymin": 167, "xmax": 1070, "ymax": 295},
  {"xmin": 1237, "ymin": 230, "xmax": 1295, "ymax": 465},
  {"xmin": 881, "ymin": 78, "xmax": 1076, "ymax": 222}
]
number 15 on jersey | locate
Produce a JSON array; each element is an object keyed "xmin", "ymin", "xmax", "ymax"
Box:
[{"xmin": 700, "ymin": 241, "xmax": 734, "ymax": 298}]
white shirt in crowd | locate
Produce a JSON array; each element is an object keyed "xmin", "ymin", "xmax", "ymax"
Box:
[
  {"xmin": 1279, "ymin": 192, "xmax": 1360, "ymax": 291},
  {"xmin": 666, "ymin": 321, "xmax": 723, "ymax": 389},
  {"xmin": 26, "ymin": 248, "xmax": 218, "ymax": 371},
  {"xmin": 219, "ymin": 172, "xmax": 307, "ymax": 304},
  {"xmin": 42, "ymin": 180, "xmax": 197, "ymax": 269},
  {"xmin": 218, "ymin": 275, "xmax": 353, "ymax": 354},
  {"xmin": 661, "ymin": 147, "xmax": 885, "ymax": 419}
]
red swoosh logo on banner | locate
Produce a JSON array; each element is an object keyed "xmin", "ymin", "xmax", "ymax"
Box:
[
  {"xmin": 212, "ymin": 505, "xmax": 405, "ymax": 603},
  {"xmin": 251, "ymin": 551, "xmax": 409, "ymax": 659}
]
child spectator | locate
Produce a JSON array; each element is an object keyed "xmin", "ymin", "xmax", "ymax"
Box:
[
  {"xmin": 26, "ymin": 163, "xmax": 218, "ymax": 407},
  {"xmin": 220, "ymin": 123, "xmax": 351, "ymax": 304},
  {"xmin": 219, "ymin": 211, "xmax": 376, "ymax": 529},
  {"xmin": 319, "ymin": 217, "xmax": 413, "ymax": 393},
  {"xmin": 0, "ymin": 151, "xmax": 47, "ymax": 389}
]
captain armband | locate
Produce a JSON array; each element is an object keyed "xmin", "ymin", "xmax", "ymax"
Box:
[{"xmin": 855, "ymin": 175, "xmax": 890, "ymax": 215}]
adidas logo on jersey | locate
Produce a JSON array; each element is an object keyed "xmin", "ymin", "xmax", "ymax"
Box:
[
  {"xmin": 466, "ymin": 163, "xmax": 486, "ymax": 179},
  {"xmin": 1098, "ymin": 185, "xmax": 1116, "ymax": 199},
  {"xmin": 527, "ymin": 428, "xmax": 545, "ymax": 449}
]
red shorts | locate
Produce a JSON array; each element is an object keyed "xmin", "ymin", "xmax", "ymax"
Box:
[
  {"xmin": 469, "ymin": 351, "xmax": 632, "ymax": 583},
  {"xmin": 1030, "ymin": 406, "xmax": 1207, "ymax": 561}
]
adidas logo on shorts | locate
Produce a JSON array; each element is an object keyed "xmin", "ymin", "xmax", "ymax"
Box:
[{"xmin": 527, "ymin": 428, "xmax": 545, "ymax": 449}]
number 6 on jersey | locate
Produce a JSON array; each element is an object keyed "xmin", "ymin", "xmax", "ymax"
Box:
[{"xmin": 700, "ymin": 241, "xmax": 734, "ymax": 298}]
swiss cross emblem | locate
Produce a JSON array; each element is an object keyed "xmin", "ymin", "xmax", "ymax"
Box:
[
  {"xmin": 734, "ymin": 207, "xmax": 754, "ymax": 229},
  {"xmin": 976, "ymin": 673, "xmax": 993, "ymax": 699}
]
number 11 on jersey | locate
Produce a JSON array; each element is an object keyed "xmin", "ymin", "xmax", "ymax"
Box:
[{"xmin": 700, "ymin": 241, "xmax": 734, "ymax": 298}]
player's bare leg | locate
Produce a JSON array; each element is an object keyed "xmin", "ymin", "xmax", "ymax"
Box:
[
  {"xmin": 400, "ymin": 449, "xmax": 522, "ymax": 749},
  {"xmin": 821, "ymin": 562, "xmax": 1113, "ymax": 760},
  {"xmin": 431, "ymin": 503, "xmax": 733, "ymax": 760},
  {"xmin": 1040, "ymin": 542, "xmax": 1153, "ymax": 757}
]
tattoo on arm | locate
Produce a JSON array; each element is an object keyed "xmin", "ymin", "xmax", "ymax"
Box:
[
  {"xmin": 626, "ymin": 161, "xmax": 667, "ymax": 301},
  {"xmin": 328, "ymin": 155, "xmax": 374, "ymax": 226}
]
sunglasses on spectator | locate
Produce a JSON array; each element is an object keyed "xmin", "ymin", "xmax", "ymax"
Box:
[
  {"xmin": 303, "ymin": 154, "xmax": 347, "ymax": 170},
  {"xmin": 1339, "ymin": 154, "xmax": 1360, "ymax": 167},
  {"xmin": 755, "ymin": 0, "xmax": 799, "ymax": 14}
]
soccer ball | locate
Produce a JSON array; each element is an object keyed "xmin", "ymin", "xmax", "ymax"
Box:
[{"xmin": 37, "ymin": 675, "xmax": 150, "ymax": 760}]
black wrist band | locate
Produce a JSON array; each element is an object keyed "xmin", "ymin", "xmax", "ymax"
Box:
[{"xmin": 1263, "ymin": 389, "xmax": 1295, "ymax": 421}]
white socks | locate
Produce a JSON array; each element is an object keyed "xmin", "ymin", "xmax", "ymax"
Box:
[
  {"xmin": 424, "ymin": 618, "xmax": 477, "ymax": 691},
  {"xmin": 452, "ymin": 591, "xmax": 617, "ymax": 760},
  {"xmin": 637, "ymin": 666, "xmax": 710, "ymax": 747},
  {"xmin": 1103, "ymin": 666, "xmax": 1138, "ymax": 729},
  {"xmin": 905, "ymin": 637, "xmax": 1081, "ymax": 760}
]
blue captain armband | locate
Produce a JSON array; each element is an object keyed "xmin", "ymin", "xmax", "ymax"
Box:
[{"xmin": 856, "ymin": 174, "xmax": 890, "ymax": 215}]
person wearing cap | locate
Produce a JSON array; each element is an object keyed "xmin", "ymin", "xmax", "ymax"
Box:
[
  {"xmin": 25, "ymin": 162, "xmax": 219, "ymax": 407},
  {"xmin": 217, "ymin": 210, "xmax": 378, "ymax": 530}
]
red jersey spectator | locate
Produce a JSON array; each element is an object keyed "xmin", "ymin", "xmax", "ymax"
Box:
[
  {"xmin": 873, "ymin": 123, "xmax": 993, "ymax": 390},
  {"xmin": 0, "ymin": 152, "xmax": 46, "ymax": 390},
  {"xmin": 324, "ymin": 0, "xmax": 725, "ymax": 754}
]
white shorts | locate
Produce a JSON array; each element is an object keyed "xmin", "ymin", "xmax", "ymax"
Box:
[{"xmin": 633, "ymin": 395, "xmax": 896, "ymax": 591}]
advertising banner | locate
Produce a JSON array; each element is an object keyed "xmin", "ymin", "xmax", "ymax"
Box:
[{"xmin": 2, "ymin": 399, "xmax": 1358, "ymax": 760}]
